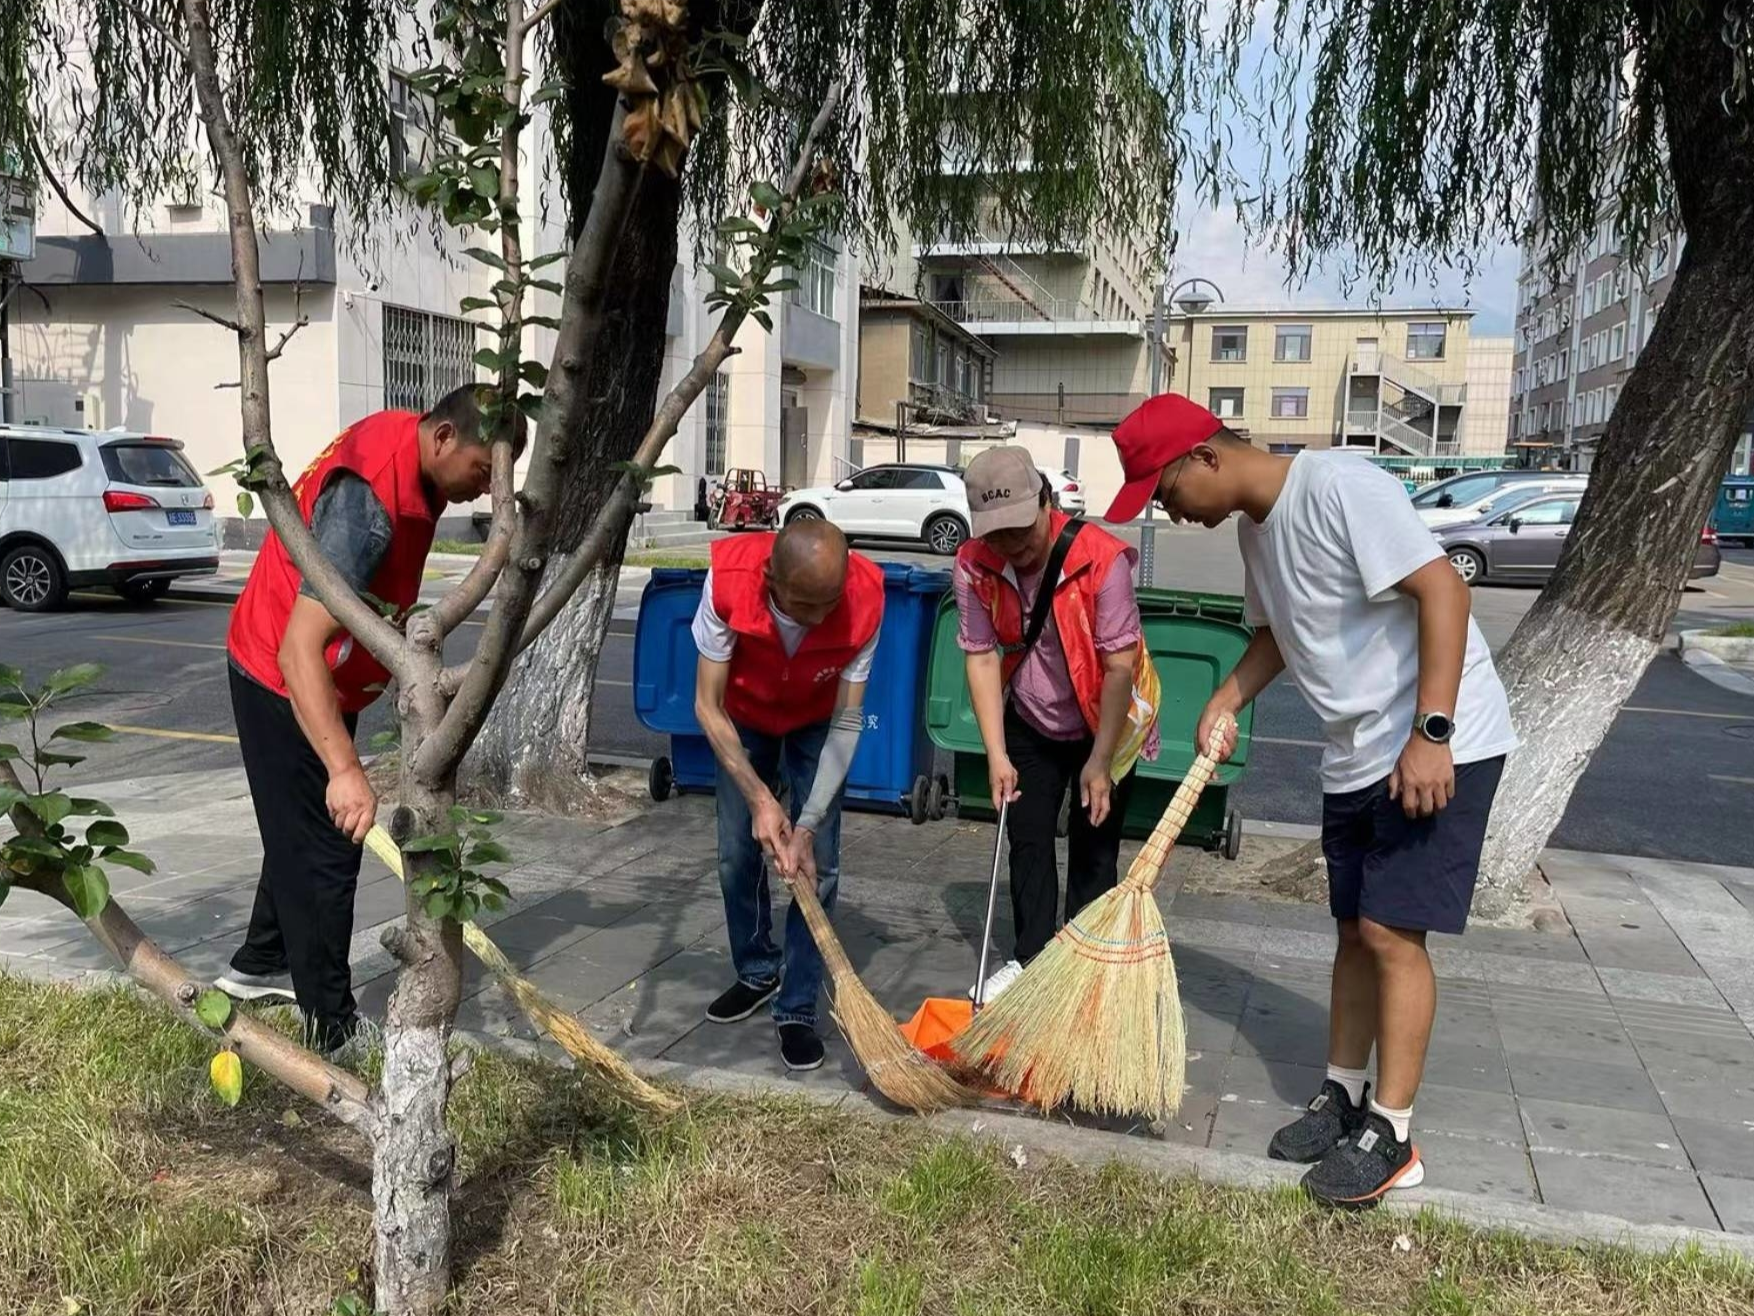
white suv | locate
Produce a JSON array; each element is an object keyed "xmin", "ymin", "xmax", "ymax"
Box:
[
  {"xmin": 778, "ymin": 464, "xmax": 972, "ymax": 555},
  {"xmin": 0, "ymin": 427, "xmax": 220, "ymax": 611}
]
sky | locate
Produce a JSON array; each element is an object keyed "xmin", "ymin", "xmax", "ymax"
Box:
[{"xmin": 1168, "ymin": 200, "xmax": 1522, "ymax": 336}]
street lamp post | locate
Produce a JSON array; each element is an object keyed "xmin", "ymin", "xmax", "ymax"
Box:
[{"xmin": 1150, "ymin": 275, "xmax": 1226, "ymax": 397}]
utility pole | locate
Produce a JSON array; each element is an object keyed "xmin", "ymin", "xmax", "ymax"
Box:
[{"xmin": 1, "ymin": 262, "xmax": 14, "ymax": 424}]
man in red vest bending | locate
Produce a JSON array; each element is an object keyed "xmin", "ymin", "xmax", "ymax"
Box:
[
  {"xmin": 216, "ymin": 387, "xmax": 501, "ymax": 1056},
  {"xmin": 693, "ymin": 519, "xmax": 886, "ymax": 1071}
]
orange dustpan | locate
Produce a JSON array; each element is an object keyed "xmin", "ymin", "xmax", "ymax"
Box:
[{"xmin": 902, "ymin": 800, "xmax": 1014, "ymax": 1090}]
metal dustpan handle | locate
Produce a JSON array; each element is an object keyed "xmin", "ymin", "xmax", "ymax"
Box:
[{"xmin": 972, "ymin": 798, "xmax": 1008, "ymax": 1011}]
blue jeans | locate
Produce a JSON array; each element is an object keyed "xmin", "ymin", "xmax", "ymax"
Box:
[{"xmin": 715, "ymin": 720, "xmax": 844, "ymax": 1027}]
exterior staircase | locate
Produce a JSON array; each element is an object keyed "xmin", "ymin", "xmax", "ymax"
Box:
[
  {"xmin": 974, "ymin": 252, "xmax": 1055, "ymax": 321},
  {"xmin": 629, "ymin": 508, "xmax": 720, "ymax": 551}
]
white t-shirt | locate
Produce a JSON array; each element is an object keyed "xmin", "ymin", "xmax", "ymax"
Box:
[
  {"xmin": 691, "ymin": 569, "xmax": 878, "ymax": 681},
  {"xmin": 1238, "ymin": 453, "xmax": 1517, "ymax": 793}
]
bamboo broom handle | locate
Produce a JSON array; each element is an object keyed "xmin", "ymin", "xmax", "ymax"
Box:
[
  {"xmin": 1122, "ymin": 717, "xmax": 1234, "ymax": 893},
  {"xmin": 788, "ymin": 871, "xmax": 857, "ymax": 982}
]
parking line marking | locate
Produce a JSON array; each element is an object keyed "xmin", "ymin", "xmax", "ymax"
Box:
[
  {"xmin": 596, "ymin": 678, "xmax": 631, "ymax": 688},
  {"xmin": 1622, "ymin": 706, "xmax": 1750, "ymax": 720},
  {"xmin": 89, "ymin": 633, "xmax": 227, "ymax": 652},
  {"xmin": 1253, "ymin": 735, "xmax": 1326, "ymax": 748},
  {"xmin": 68, "ymin": 591, "xmax": 235, "ymax": 609},
  {"xmin": 1708, "ymin": 774, "xmax": 1754, "ymax": 787},
  {"xmin": 108, "ymin": 724, "xmax": 239, "ymax": 744}
]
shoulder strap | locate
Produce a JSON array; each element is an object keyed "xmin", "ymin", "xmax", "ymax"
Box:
[{"xmin": 1002, "ymin": 518, "xmax": 1085, "ymax": 677}]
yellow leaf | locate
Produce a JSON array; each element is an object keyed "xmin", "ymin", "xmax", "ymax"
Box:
[{"xmin": 209, "ymin": 1050, "xmax": 243, "ymax": 1107}]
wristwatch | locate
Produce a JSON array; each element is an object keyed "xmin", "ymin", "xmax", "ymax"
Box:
[{"xmin": 1414, "ymin": 712, "xmax": 1454, "ymax": 744}]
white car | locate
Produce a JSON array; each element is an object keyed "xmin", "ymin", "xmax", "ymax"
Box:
[
  {"xmin": 1418, "ymin": 475, "xmax": 1588, "ymax": 529},
  {"xmin": 0, "ymin": 426, "xmax": 220, "ymax": 611},
  {"xmin": 1041, "ymin": 467, "xmax": 1087, "ymax": 515},
  {"xmin": 778, "ymin": 463, "xmax": 972, "ymax": 555}
]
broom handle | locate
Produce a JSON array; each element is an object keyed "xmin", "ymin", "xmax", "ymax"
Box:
[
  {"xmin": 788, "ymin": 869, "xmax": 857, "ymax": 981},
  {"xmin": 1122, "ymin": 717, "xmax": 1233, "ymax": 893},
  {"xmin": 973, "ymin": 798, "xmax": 1009, "ymax": 1010}
]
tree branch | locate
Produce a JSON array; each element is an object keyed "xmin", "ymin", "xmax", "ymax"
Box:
[
  {"xmin": 177, "ymin": 0, "xmax": 408, "ymax": 683},
  {"xmin": 510, "ymin": 83, "xmax": 845, "ymax": 655},
  {"xmin": 0, "ymin": 762, "xmax": 374, "ymax": 1132},
  {"xmin": 29, "ymin": 132, "xmax": 104, "ymax": 236},
  {"xmin": 173, "ymin": 299, "xmax": 243, "ymax": 333},
  {"xmin": 121, "ymin": 0, "xmax": 189, "ymax": 61},
  {"xmin": 521, "ymin": 0, "xmax": 566, "ymax": 35}
]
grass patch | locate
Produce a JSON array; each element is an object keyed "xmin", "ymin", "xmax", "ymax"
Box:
[
  {"xmin": 625, "ymin": 550, "xmax": 710, "ymax": 568},
  {"xmin": 4, "ymin": 974, "xmax": 1752, "ymax": 1314},
  {"xmin": 431, "ymin": 538, "xmax": 484, "ymax": 556},
  {"xmin": 1708, "ymin": 622, "xmax": 1754, "ymax": 638}
]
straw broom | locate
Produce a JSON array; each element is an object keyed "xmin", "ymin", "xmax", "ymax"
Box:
[
  {"xmin": 364, "ymin": 825, "xmax": 681, "ymax": 1116},
  {"xmin": 950, "ymin": 720, "xmax": 1233, "ymax": 1122},
  {"xmin": 786, "ymin": 872, "xmax": 979, "ymax": 1113}
]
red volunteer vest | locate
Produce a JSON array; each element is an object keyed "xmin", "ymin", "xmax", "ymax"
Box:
[
  {"xmin": 955, "ymin": 511, "xmax": 1145, "ymax": 737},
  {"xmin": 227, "ymin": 411, "xmax": 439, "ymax": 713},
  {"xmin": 710, "ymin": 534, "xmax": 885, "ymax": 737}
]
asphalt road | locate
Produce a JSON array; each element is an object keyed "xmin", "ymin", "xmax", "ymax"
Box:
[{"xmin": 3, "ymin": 540, "xmax": 1752, "ymax": 866}]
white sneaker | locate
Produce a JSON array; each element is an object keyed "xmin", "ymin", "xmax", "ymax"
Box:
[
  {"xmin": 969, "ymin": 959, "xmax": 1024, "ymax": 1003},
  {"xmin": 214, "ymin": 970, "xmax": 297, "ymax": 1003}
]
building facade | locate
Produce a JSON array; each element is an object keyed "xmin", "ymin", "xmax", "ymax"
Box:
[{"xmin": 1161, "ymin": 308, "xmax": 1488, "ymax": 457}]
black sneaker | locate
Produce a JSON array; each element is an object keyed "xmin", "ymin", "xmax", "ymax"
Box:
[
  {"xmin": 706, "ymin": 980, "xmax": 778, "ymax": 1024},
  {"xmin": 1301, "ymin": 1111, "xmax": 1425, "ymax": 1210},
  {"xmin": 777, "ymin": 1022, "xmax": 824, "ymax": 1071},
  {"xmin": 1268, "ymin": 1079, "xmax": 1370, "ymax": 1164}
]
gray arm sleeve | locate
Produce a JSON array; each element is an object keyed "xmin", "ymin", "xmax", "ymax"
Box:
[
  {"xmin": 300, "ymin": 472, "xmax": 394, "ymax": 599},
  {"xmin": 796, "ymin": 705, "xmax": 865, "ymax": 833}
]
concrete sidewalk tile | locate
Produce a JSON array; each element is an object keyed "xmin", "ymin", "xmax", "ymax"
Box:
[
  {"xmin": 1599, "ymin": 966, "xmax": 1731, "ymax": 1009},
  {"xmin": 1496, "ymin": 1015, "xmax": 1641, "ymax": 1066},
  {"xmin": 655, "ymin": 1012, "xmax": 863, "ymax": 1093},
  {"xmin": 1418, "ymin": 1131, "xmax": 1538, "ymax": 1202},
  {"xmin": 1218, "ymin": 1054, "xmax": 1324, "ymax": 1109},
  {"xmin": 1652, "ymin": 1072, "xmax": 1754, "ymax": 1125},
  {"xmin": 1573, "ymin": 925, "xmax": 1707, "ymax": 978},
  {"xmin": 1506, "ymin": 1051, "xmax": 1666, "ymax": 1114},
  {"xmin": 1254, "ymin": 927, "xmax": 1338, "ymax": 962},
  {"xmin": 1209, "ymin": 1086, "xmax": 1313, "ymax": 1157},
  {"xmin": 1163, "ymin": 916, "xmax": 1263, "ymax": 955},
  {"xmin": 1182, "ymin": 1007, "xmax": 1241, "ymax": 1054},
  {"xmin": 1231, "ymin": 1002, "xmax": 1330, "ymax": 1067},
  {"xmin": 589, "ymin": 948, "xmax": 758, "ymax": 1062},
  {"xmin": 1464, "ymin": 953, "xmax": 1606, "ymax": 993},
  {"xmin": 1531, "ymin": 1152, "xmax": 1719, "ymax": 1230},
  {"xmin": 1420, "ymin": 1042, "xmax": 1513, "ymax": 1095},
  {"xmin": 1414, "ymin": 1084, "xmax": 1526, "ymax": 1145},
  {"xmin": 1518, "ymin": 1097, "xmax": 1689, "ymax": 1169},
  {"xmin": 1433, "ymin": 925, "xmax": 1587, "ymax": 963},
  {"xmin": 1671, "ymin": 1116, "xmax": 1754, "ymax": 1182},
  {"xmin": 1703, "ymin": 1175, "xmax": 1754, "ymax": 1233}
]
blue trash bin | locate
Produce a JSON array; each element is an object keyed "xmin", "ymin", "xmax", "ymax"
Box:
[{"xmin": 632, "ymin": 562, "xmax": 951, "ymax": 816}]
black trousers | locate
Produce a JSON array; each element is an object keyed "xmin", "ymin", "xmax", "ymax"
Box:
[
  {"xmin": 228, "ymin": 663, "xmax": 363, "ymax": 1044},
  {"xmin": 1004, "ymin": 705, "xmax": 1137, "ymax": 964}
]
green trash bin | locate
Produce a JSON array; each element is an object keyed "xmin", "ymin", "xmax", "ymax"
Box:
[{"xmin": 922, "ymin": 587, "xmax": 1256, "ymax": 857}]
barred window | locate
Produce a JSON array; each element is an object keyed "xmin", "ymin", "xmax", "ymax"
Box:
[
  {"xmin": 704, "ymin": 371, "xmax": 730, "ymax": 476},
  {"xmin": 785, "ymin": 240, "xmax": 837, "ymax": 318},
  {"xmin": 383, "ymin": 305, "xmax": 477, "ymax": 412}
]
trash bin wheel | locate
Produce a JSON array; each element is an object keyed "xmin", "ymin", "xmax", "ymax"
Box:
[
  {"xmin": 1223, "ymin": 808, "xmax": 1243, "ymax": 861},
  {"xmin": 908, "ymin": 775, "xmax": 931, "ymax": 825},
  {"xmin": 928, "ymin": 772, "xmax": 950, "ymax": 821},
  {"xmin": 648, "ymin": 756, "xmax": 674, "ymax": 802}
]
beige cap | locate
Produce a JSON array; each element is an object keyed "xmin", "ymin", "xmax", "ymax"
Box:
[{"xmin": 963, "ymin": 446, "xmax": 1043, "ymax": 537}]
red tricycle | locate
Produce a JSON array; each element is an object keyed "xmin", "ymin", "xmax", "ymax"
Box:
[{"xmin": 709, "ymin": 468, "xmax": 785, "ymax": 530}]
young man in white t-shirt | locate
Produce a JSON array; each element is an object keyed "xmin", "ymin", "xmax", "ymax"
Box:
[{"xmin": 1105, "ymin": 394, "xmax": 1516, "ymax": 1210}]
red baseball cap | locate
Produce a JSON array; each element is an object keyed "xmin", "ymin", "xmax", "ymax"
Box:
[{"xmin": 1102, "ymin": 393, "xmax": 1226, "ymax": 523}]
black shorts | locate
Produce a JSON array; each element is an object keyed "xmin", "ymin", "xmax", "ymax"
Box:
[{"xmin": 1321, "ymin": 756, "xmax": 1506, "ymax": 935}]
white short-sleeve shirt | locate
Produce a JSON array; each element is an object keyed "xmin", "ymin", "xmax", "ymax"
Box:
[
  {"xmin": 1238, "ymin": 453, "xmax": 1517, "ymax": 792},
  {"xmin": 690, "ymin": 569, "xmax": 878, "ymax": 682}
]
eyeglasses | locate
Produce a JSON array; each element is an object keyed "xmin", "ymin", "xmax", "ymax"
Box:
[{"xmin": 1156, "ymin": 459, "xmax": 1188, "ymax": 514}]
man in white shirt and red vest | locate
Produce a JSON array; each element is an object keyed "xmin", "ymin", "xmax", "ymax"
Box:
[
  {"xmin": 1107, "ymin": 392, "xmax": 1515, "ymax": 1210},
  {"xmin": 953, "ymin": 446, "xmax": 1161, "ymax": 1003},
  {"xmin": 692, "ymin": 519, "xmax": 885, "ymax": 1071},
  {"xmin": 216, "ymin": 387, "xmax": 502, "ymax": 1055}
]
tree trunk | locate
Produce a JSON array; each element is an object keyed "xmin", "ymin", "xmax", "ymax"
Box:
[
  {"xmin": 1475, "ymin": 9, "xmax": 1754, "ymax": 913},
  {"xmin": 467, "ymin": 0, "xmax": 699, "ymax": 805}
]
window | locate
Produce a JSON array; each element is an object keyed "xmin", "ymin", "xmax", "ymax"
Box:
[
  {"xmin": 3, "ymin": 438, "xmax": 82, "ymax": 480},
  {"xmin": 785, "ymin": 240, "xmax": 837, "ymax": 318},
  {"xmin": 1271, "ymin": 387, "xmax": 1309, "ymax": 419},
  {"xmin": 1605, "ymin": 384, "xmax": 1619, "ymax": 418},
  {"xmin": 909, "ymin": 325, "xmax": 930, "ymax": 381},
  {"xmin": 845, "ymin": 468, "xmax": 899, "ymax": 491},
  {"xmin": 1274, "ymin": 324, "xmax": 1312, "ymax": 362},
  {"xmin": 1408, "ymin": 321, "xmax": 1447, "ymax": 359},
  {"xmin": 892, "ymin": 468, "xmax": 945, "ymax": 490},
  {"xmin": 1557, "ymin": 348, "xmax": 1568, "ymax": 379},
  {"xmin": 1208, "ymin": 387, "xmax": 1245, "ymax": 418},
  {"xmin": 1615, "ymin": 268, "xmax": 1630, "ymax": 300},
  {"xmin": 1413, "ymin": 474, "xmax": 1500, "ymax": 508},
  {"xmin": 1211, "ymin": 326, "xmax": 1248, "ymax": 362},
  {"xmin": 100, "ymin": 442, "xmax": 199, "ymax": 487},
  {"xmin": 382, "ymin": 305, "xmax": 476, "ymax": 411},
  {"xmin": 1583, "ymin": 283, "xmax": 1596, "ymax": 317},
  {"xmin": 1609, "ymin": 322, "xmax": 1625, "ymax": 361},
  {"xmin": 1510, "ymin": 499, "xmax": 1575, "ymax": 526},
  {"xmin": 388, "ymin": 72, "xmax": 438, "ymax": 178},
  {"xmin": 703, "ymin": 371, "xmax": 729, "ymax": 476}
]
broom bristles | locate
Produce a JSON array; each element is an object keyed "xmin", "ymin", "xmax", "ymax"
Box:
[
  {"xmin": 951, "ymin": 886, "xmax": 1186, "ymax": 1121},
  {"xmin": 367, "ymin": 826, "xmax": 681, "ymax": 1116}
]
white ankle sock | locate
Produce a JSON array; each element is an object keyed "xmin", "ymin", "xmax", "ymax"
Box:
[
  {"xmin": 1369, "ymin": 1098, "xmax": 1413, "ymax": 1143},
  {"xmin": 1325, "ymin": 1064, "xmax": 1369, "ymax": 1107}
]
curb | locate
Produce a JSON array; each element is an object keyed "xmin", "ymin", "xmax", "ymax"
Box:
[{"xmin": 1678, "ymin": 632, "xmax": 1754, "ymax": 699}]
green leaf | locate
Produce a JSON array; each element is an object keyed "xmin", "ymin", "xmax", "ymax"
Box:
[
  {"xmin": 466, "ymin": 840, "xmax": 510, "ymax": 865},
  {"xmin": 706, "ymin": 262, "xmax": 741, "ymax": 288},
  {"xmin": 25, "ymin": 793, "xmax": 72, "ymax": 827},
  {"xmin": 468, "ymin": 165, "xmax": 498, "ymax": 198},
  {"xmin": 195, "ymin": 988, "xmax": 233, "ymax": 1029},
  {"xmin": 528, "ymin": 251, "xmax": 567, "ymax": 268},
  {"xmin": 462, "ymin": 246, "xmax": 507, "ymax": 270},
  {"xmin": 518, "ymin": 361, "xmax": 548, "ymax": 388},
  {"xmin": 473, "ymin": 347, "xmax": 506, "ymax": 372},
  {"xmin": 4, "ymin": 836, "xmax": 65, "ymax": 860},
  {"xmin": 85, "ymin": 819, "xmax": 128, "ymax": 848},
  {"xmin": 0, "ymin": 785, "xmax": 23, "ymax": 812},
  {"xmin": 530, "ymin": 84, "xmax": 563, "ymax": 105},
  {"xmin": 0, "ymin": 663, "xmax": 22, "ymax": 686},
  {"xmin": 425, "ymin": 891, "xmax": 453, "ymax": 920},
  {"xmin": 527, "ymin": 278, "xmax": 562, "ymax": 296},
  {"xmin": 51, "ymin": 721, "xmax": 115, "ymax": 743},
  {"xmin": 751, "ymin": 308, "xmax": 774, "ymax": 333},
  {"xmin": 408, "ymin": 874, "xmax": 442, "ymax": 897},
  {"xmin": 403, "ymin": 833, "xmax": 462, "ymax": 855},
  {"xmin": 482, "ymin": 893, "xmax": 504, "ymax": 913},
  {"xmin": 62, "ymin": 864, "xmax": 110, "ymax": 919},
  {"xmin": 457, "ymin": 891, "xmax": 479, "ymax": 923},
  {"xmin": 458, "ymin": 295, "xmax": 496, "ymax": 312},
  {"xmin": 237, "ymin": 490, "xmax": 255, "ymax": 519},
  {"xmin": 469, "ymin": 810, "xmax": 503, "ymax": 825},
  {"xmin": 764, "ymin": 277, "xmax": 801, "ymax": 294},
  {"xmin": 46, "ymin": 664, "xmax": 102, "ymax": 695},
  {"xmin": 717, "ymin": 216, "xmax": 763, "ymax": 236},
  {"xmin": 101, "ymin": 849, "xmax": 156, "ymax": 875},
  {"xmin": 522, "ymin": 314, "xmax": 561, "ymax": 331},
  {"xmin": 66, "ymin": 797, "xmax": 115, "ymax": 818},
  {"xmin": 750, "ymin": 181, "xmax": 783, "ymax": 211},
  {"xmin": 33, "ymin": 748, "xmax": 84, "ymax": 769},
  {"xmin": 367, "ymin": 729, "xmax": 400, "ymax": 752},
  {"xmin": 515, "ymin": 393, "xmax": 544, "ymax": 421}
]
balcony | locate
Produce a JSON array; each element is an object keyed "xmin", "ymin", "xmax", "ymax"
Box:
[
  {"xmin": 1350, "ymin": 353, "xmax": 1466, "ymax": 407},
  {"xmin": 908, "ymin": 381, "xmax": 984, "ymax": 423},
  {"xmin": 929, "ymin": 297, "xmax": 1140, "ymax": 336}
]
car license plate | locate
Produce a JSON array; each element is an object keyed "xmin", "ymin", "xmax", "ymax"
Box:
[{"xmin": 167, "ymin": 510, "xmax": 197, "ymax": 526}]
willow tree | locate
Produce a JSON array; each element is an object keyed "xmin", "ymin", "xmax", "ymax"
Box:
[
  {"xmin": 1194, "ymin": 1, "xmax": 1752, "ymax": 908},
  {"xmin": 466, "ymin": 0, "xmax": 1185, "ymax": 804}
]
